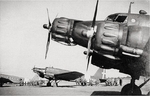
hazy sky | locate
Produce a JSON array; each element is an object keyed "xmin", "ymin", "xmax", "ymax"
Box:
[{"xmin": 0, "ymin": 0, "xmax": 149, "ymax": 80}]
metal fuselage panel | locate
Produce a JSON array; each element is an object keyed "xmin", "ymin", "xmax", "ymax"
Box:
[{"xmin": 45, "ymin": 67, "xmax": 70, "ymax": 75}]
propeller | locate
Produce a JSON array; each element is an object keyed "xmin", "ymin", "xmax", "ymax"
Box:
[
  {"xmin": 43, "ymin": 8, "xmax": 52, "ymax": 59},
  {"xmin": 86, "ymin": 0, "xmax": 99, "ymax": 71}
]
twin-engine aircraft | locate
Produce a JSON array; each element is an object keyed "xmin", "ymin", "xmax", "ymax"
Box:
[
  {"xmin": 32, "ymin": 67, "xmax": 84, "ymax": 87},
  {"xmin": 43, "ymin": 0, "xmax": 150, "ymax": 95}
]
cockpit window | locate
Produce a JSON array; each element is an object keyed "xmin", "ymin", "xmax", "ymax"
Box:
[
  {"xmin": 107, "ymin": 14, "xmax": 118, "ymax": 21},
  {"xmin": 115, "ymin": 16, "xmax": 127, "ymax": 23},
  {"xmin": 106, "ymin": 14, "xmax": 127, "ymax": 23}
]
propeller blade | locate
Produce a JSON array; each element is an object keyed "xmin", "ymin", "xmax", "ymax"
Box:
[
  {"xmin": 45, "ymin": 31, "xmax": 51, "ymax": 59},
  {"xmin": 86, "ymin": 0, "xmax": 99, "ymax": 71},
  {"xmin": 86, "ymin": 36, "xmax": 92, "ymax": 70},
  {"xmin": 86, "ymin": 54, "xmax": 91, "ymax": 71},
  {"xmin": 55, "ymin": 13, "xmax": 59, "ymax": 18},
  {"xmin": 44, "ymin": 8, "xmax": 52, "ymax": 59},
  {"xmin": 86, "ymin": 37, "xmax": 92, "ymax": 59},
  {"xmin": 92, "ymin": 0, "xmax": 99, "ymax": 28},
  {"xmin": 47, "ymin": 8, "xmax": 51, "ymax": 27}
]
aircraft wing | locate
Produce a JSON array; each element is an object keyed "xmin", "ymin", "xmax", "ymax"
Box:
[
  {"xmin": 54, "ymin": 71, "xmax": 84, "ymax": 81},
  {"xmin": 0, "ymin": 77, "xmax": 13, "ymax": 83},
  {"xmin": 0, "ymin": 74, "xmax": 24, "ymax": 86}
]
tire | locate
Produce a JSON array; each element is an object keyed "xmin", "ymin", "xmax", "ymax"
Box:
[
  {"xmin": 121, "ymin": 84, "xmax": 142, "ymax": 95},
  {"xmin": 0, "ymin": 83, "xmax": 3, "ymax": 87},
  {"xmin": 47, "ymin": 82, "xmax": 51, "ymax": 87}
]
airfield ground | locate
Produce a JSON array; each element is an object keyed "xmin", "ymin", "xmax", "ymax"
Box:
[{"xmin": 0, "ymin": 77, "xmax": 149, "ymax": 96}]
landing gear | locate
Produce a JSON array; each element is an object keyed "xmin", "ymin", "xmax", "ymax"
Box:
[
  {"xmin": 147, "ymin": 91, "xmax": 150, "ymax": 95},
  {"xmin": 47, "ymin": 80, "xmax": 59, "ymax": 87},
  {"xmin": 121, "ymin": 84, "xmax": 141, "ymax": 95},
  {"xmin": 53, "ymin": 80, "xmax": 58, "ymax": 87},
  {"xmin": 121, "ymin": 77, "xmax": 150, "ymax": 95},
  {"xmin": 0, "ymin": 83, "xmax": 4, "ymax": 87},
  {"xmin": 53, "ymin": 80, "xmax": 60, "ymax": 87},
  {"xmin": 47, "ymin": 81, "xmax": 51, "ymax": 87},
  {"xmin": 121, "ymin": 78, "xmax": 141, "ymax": 95}
]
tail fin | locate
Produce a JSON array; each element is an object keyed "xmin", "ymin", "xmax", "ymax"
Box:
[{"xmin": 91, "ymin": 68, "xmax": 106, "ymax": 80}]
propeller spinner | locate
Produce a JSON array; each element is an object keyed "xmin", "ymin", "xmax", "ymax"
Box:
[{"xmin": 86, "ymin": 0, "xmax": 99, "ymax": 71}]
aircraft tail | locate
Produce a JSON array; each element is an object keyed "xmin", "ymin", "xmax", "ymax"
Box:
[{"xmin": 91, "ymin": 68, "xmax": 106, "ymax": 80}]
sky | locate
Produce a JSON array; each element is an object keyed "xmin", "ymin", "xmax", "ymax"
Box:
[{"xmin": 0, "ymin": 0, "xmax": 149, "ymax": 80}]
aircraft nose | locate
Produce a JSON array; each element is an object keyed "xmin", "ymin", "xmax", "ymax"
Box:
[
  {"xmin": 32, "ymin": 67, "xmax": 39, "ymax": 72},
  {"xmin": 32, "ymin": 68, "xmax": 36, "ymax": 72}
]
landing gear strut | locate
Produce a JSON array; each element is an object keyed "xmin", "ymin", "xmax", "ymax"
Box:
[
  {"xmin": 47, "ymin": 81, "xmax": 51, "ymax": 86},
  {"xmin": 54, "ymin": 80, "xmax": 60, "ymax": 87},
  {"xmin": 121, "ymin": 77, "xmax": 150, "ymax": 95},
  {"xmin": 47, "ymin": 80, "xmax": 60, "ymax": 87},
  {"xmin": 53, "ymin": 80, "xmax": 58, "ymax": 87},
  {"xmin": 121, "ymin": 78, "xmax": 141, "ymax": 95},
  {"xmin": 0, "ymin": 83, "xmax": 4, "ymax": 87}
]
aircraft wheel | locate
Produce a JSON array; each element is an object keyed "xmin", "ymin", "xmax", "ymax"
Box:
[
  {"xmin": 47, "ymin": 82, "xmax": 51, "ymax": 87},
  {"xmin": 0, "ymin": 83, "xmax": 3, "ymax": 87},
  {"xmin": 121, "ymin": 84, "xmax": 141, "ymax": 95},
  {"xmin": 147, "ymin": 91, "xmax": 150, "ymax": 95}
]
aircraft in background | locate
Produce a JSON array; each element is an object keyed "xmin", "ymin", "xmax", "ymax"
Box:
[
  {"xmin": 0, "ymin": 74, "xmax": 24, "ymax": 87},
  {"xmin": 32, "ymin": 67, "xmax": 84, "ymax": 87},
  {"xmin": 42, "ymin": 0, "xmax": 150, "ymax": 95},
  {"xmin": 90, "ymin": 68, "xmax": 107, "ymax": 83}
]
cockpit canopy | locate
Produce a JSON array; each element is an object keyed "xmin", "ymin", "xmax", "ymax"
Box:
[{"xmin": 106, "ymin": 13, "xmax": 127, "ymax": 23}]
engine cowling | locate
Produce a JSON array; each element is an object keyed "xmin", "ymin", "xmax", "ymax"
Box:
[
  {"xmin": 51, "ymin": 17, "xmax": 76, "ymax": 46},
  {"xmin": 93, "ymin": 20, "xmax": 150, "ymax": 59},
  {"xmin": 93, "ymin": 21, "xmax": 123, "ymax": 59}
]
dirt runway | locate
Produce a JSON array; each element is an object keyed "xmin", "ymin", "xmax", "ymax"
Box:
[{"xmin": 0, "ymin": 78, "xmax": 149, "ymax": 96}]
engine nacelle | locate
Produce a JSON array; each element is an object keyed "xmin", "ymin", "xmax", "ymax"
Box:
[
  {"xmin": 93, "ymin": 21, "xmax": 150, "ymax": 59},
  {"xmin": 51, "ymin": 17, "xmax": 76, "ymax": 46},
  {"xmin": 93, "ymin": 21, "xmax": 123, "ymax": 59}
]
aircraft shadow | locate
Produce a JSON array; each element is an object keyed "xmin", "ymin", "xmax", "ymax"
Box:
[
  {"xmin": 57, "ymin": 85, "xmax": 75, "ymax": 88},
  {"xmin": 91, "ymin": 91, "xmax": 148, "ymax": 96},
  {"xmin": 40, "ymin": 85, "xmax": 76, "ymax": 88},
  {"xmin": 0, "ymin": 85, "xmax": 12, "ymax": 88},
  {"xmin": 0, "ymin": 86, "xmax": 11, "ymax": 87},
  {"xmin": 91, "ymin": 91, "xmax": 120, "ymax": 96}
]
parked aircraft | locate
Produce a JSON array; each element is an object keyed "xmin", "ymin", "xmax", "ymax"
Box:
[
  {"xmin": 32, "ymin": 67, "xmax": 84, "ymax": 87},
  {"xmin": 42, "ymin": 0, "xmax": 150, "ymax": 95},
  {"xmin": 91, "ymin": 68, "xmax": 107, "ymax": 83},
  {"xmin": 0, "ymin": 74, "xmax": 24, "ymax": 87}
]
